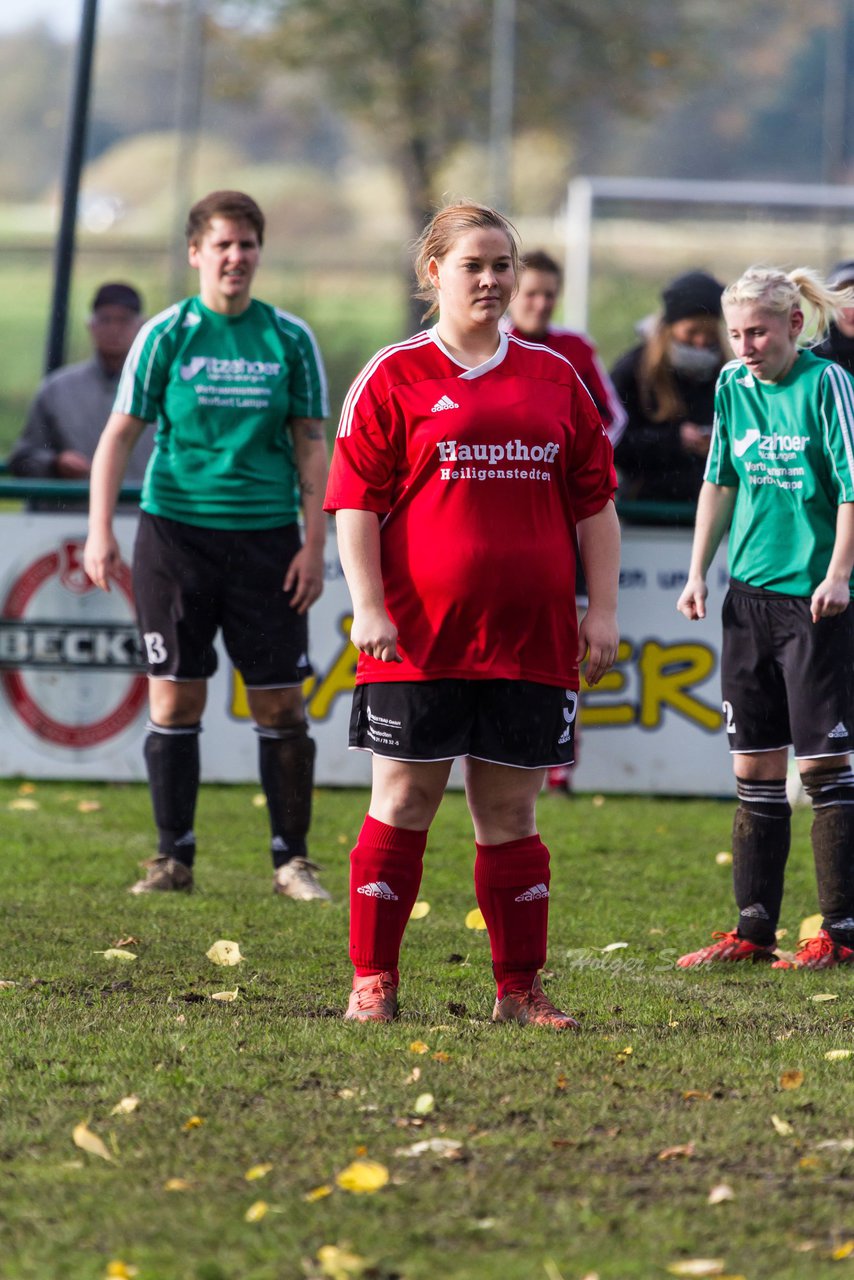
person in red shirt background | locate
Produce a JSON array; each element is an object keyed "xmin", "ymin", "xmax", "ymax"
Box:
[
  {"xmin": 325, "ymin": 202, "xmax": 620, "ymax": 1027},
  {"xmin": 507, "ymin": 249, "xmax": 627, "ymax": 794}
]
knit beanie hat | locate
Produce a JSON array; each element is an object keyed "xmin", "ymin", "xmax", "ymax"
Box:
[{"xmin": 661, "ymin": 271, "xmax": 724, "ymax": 324}]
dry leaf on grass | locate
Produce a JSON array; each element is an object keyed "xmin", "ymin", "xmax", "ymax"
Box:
[
  {"xmin": 715, "ymin": 851, "xmax": 733, "ymax": 865},
  {"xmin": 8, "ymin": 798, "xmax": 38, "ymax": 811},
  {"xmin": 707, "ymin": 1183, "xmax": 735, "ymax": 1204},
  {"xmin": 206, "ymin": 940, "xmax": 243, "ymax": 966},
  {"xmin": 211, "ymin": 988, "xmax": 239, "ymax": 1002},
  {"xmin": 811, "ymin": 993, "xmax": 839, "ymax": 1003},
  {"xmin": 683, "ymin": 1090, "xmax": 712, "ymax": 1102},
  {"xmin": 105, "ymin": 1264, "xmax": 138, "ymax": 1279},
  {"xmin": 825, "ymin": 1049, "xmax": 853, "ymax": 1061},
  {"xmin": 666, "ymin": 1262, "xmax": 725, "ymax": 1278},
  {"xmin": 73, "ymin": 1121, "xmax": 115, "ymax": 1163},
  {"xmin": 771, "ymin": 1114, "xmax": 795, "ymax": 1136},
  {"xmin": 164, "ymin": 1177, "xmax": 192, "ymax": 1191},
  {"xmin": 832, "ymin": 1241, "xmax": 854, "ymax": 1261},
  {"xmin": 18, "ymin": 782, "xmax": 36, "ymax": 794},
  {"xmin": 396, "ymin": 1138, "xmax": 463, "ymax": 1158},
  {"xmin": 77, "ymin": 801, "xmax": 102, "ymax": 813},
  {"xmin": 602, "ymin": 941, "xmax": 628, "ymax": 952},
  {"xmin": 465, "ymin": 907, "xmax": 487, "ymax": 930},
  {"xmin": 0, "ymin": 981, "xmax": 18, "ymax": 989},
  {"xmin": 780, "ymin": 1070, "xmax": 805, "ymax": 1090},
  {"xmin": 413, "ymin": 1093, "xmax": 434, "ymax": 1116},
  {"xmin": 94, "ymin": 949, "xmax": 137, "ymax": 962},
  {"xmin": 799, "ymin": 913, "xmax": 823, "ymax": 942},
  {"xmin": 798, "ymin": 1156, "xmax": 821, "ymax": 1171},
  {"xmin": 335, "ymin": 1159, "xmax": 389, "ymax": 1193},
  {"xmin": 182, "ymin": 1115, "xmax": 204, "ymax": 1132},
  {"xmin": 304, "ymin": 1184, "xmax": 333, "ymax": 1202},
  {"xmin": 592, "ymin": 795, "xmax": 605, "ymax": 807},
  {"xmin": 251, "ymin": 793, "xmax": 266, "ymax": 807},
  {"xmin": 816, "ymin": 1138, "xmax": 854, "ymax": 1152},
  {"xmin": 432, "ymin": 1051, "xmax": 451, "ymax": 1063},
  {"xmin": 110, "ymin": 1095, "xmax": 139, "ymax": 1116},
  {"xmin": 316, "ymin": 1244, "xmax": 370, "ymax": 1279},
  {"xmin": 404, "ymin": 1068, "xmax": 421, "ymax": 1085},
  {"xmin": 245, "ymin": 1162, "xmax": 273, "ymax": 1181},
  {"xmin": 244, "ymin": 1200, "xmax": 268, "ymax": 1223},
  {"xmin": 658, "ymin": 1142, "xmax": 696, "ymax": 1161},
  {"xmin": 409, "ymin": 901, "xmax": 431, "ymax": 919},
  {"xmin": 409, "ymin": 1040, "xmax": 430, "ymax": 1055}
]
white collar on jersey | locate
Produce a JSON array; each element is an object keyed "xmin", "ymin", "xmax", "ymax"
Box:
[{"xmin": 429, "ymin": 325, "xmax": 509, "ymax": 379}]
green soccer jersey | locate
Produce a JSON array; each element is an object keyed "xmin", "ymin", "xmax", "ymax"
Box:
[
  {"xmin": 706, "ymin": 349, "xmax": 854, "ymax": 596},
  {"xmin": 115, "ymin": 296, "xmax": 328, "ymax": 529}
]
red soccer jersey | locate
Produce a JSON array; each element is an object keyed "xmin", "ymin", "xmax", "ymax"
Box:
[
  {"xmin": 324, "ymin": 329, "xmax": 616, "ymax": 688},
  {"xmin": 507, "ymin": 324, "xmax": 627, "ymax": 446}
]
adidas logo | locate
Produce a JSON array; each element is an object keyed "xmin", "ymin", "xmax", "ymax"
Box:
[
  {"xmin": 182, "ymin": 312, "xmax": 202, "ymax": 327},
  {"xmin": 431, "ymin": 394, "xmax": 459, "ymax": 413},
  {"xmin": 356, "ymin": 881, "xmax": 399, "ymax": 900},
  {"xmin": 828, "ymin": 722, "xmax": 849, "ymax": 739},
  {"xmin": 515, "ymin": 882, "xmax": 549, "ymax": 902},
  {"xmin": 558, "ymin": 726, "xmax": 572, "ymax": 745}
]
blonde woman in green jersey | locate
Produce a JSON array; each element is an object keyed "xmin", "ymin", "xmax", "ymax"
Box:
[
  {"xmin": 676, "ymin": 265, "xmax": 854, "ymax": 970},
  {"xmin": 84, "ymin": 191, "xmax": 331, "ymax": 901}
]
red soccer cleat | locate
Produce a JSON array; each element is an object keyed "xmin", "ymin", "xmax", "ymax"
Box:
[
  {"xmin": 677, "ymin": 929, "xmax": 775, "ymax": 968},
  {"xmin": 344, "ymin": 971, "xmax": 399, "ymax": 1022},
  {"xmin": 772, "ymin": 929, "xmax": 854, "ymax": 970},
  {"xmin": 492, "ymin": 976, "xmax": 580, "ymax": 1029}
]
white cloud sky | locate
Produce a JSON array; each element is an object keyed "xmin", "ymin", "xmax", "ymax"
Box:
[{"xmin": 0, "ymin": 0, "xmax": 128, "ymax": 41}]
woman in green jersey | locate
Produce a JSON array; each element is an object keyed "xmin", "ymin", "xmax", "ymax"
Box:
[{"xmin": 676, "ymin": 265, "xmax": 854, "ymax": 970}]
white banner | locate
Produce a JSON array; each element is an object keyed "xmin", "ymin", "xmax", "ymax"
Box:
[{"xmin": 0, "ymin": 516, "xmax": 733, "ymax": 795}]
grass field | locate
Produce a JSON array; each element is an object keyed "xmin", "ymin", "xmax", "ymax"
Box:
[{"xmin": 2, "ymin": 780, "xmax": 854, "ymax": 1280}]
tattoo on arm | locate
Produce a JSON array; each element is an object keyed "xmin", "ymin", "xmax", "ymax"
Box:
[{"xmin": 293, "ymin": 418, "xmax": 326, "ymax": 441}]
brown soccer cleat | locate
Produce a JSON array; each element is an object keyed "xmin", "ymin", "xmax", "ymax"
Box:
[
  {"xmin": 344, "ymin": 971, "xmax": 399, "ymax": 1023},
  {"xmin": 492, "ymin": 976, "xmax": 579, "ymax": 1029},
  {"xmin": 129, "ymin": 856, "xmax": 194, "ymax": 895}
]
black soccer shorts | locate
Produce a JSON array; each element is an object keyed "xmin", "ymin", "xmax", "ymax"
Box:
[
  {"xmin": 349, "ymin": 677, "xmax": 578, "ymax": 768},
  {"xmin": 720, "ymin": 579, "xmax": 854, "ymax": 759},
  {"xmin": 132, "ymin": 512, "xmax": 312, "ymax": 686}
]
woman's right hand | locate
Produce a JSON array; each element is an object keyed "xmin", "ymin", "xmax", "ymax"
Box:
[
  {"xmin": 350, "ymin": 606, "xmax": 402, "ymax": 663},
  {"xmin": 676, "ymin": 574, "xmax": 708, "ymax": 620},
  {"xmin": 83, "ymin": 529, "xmax": 121, "ymax": 592}
]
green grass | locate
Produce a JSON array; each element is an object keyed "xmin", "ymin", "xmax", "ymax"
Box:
[{"xmin": 2, "ymin": 782, "xmax": 853, "ymax": 1280}]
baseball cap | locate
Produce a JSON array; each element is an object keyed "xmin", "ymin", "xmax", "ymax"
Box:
[
  {"xmin": 91, "ymin": 282, "xmax": 143, "ymax": 313},
  {"xmin": 661, "ymin": 270, "xmax": 724, "ymax": 324},
  {"xmin": 827, "ymin": 260, "xmax": 854, "ymax": 289}
]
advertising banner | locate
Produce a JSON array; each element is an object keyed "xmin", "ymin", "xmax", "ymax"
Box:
[{"xmin": 0, "ymin": 516, "xmax": 733, "ymax": 795}]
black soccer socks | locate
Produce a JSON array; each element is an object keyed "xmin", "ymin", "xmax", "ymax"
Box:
[
  {"xmin": 732, "ymin": 776, "xmax": 791, "ymax": 946},
  {"xmin": 144, "ymin": 720, "xmax": 201, "ymax": 867},
  {"xmin": 256, "ymin": 722, "xmax": 316, "ymax": 868},
  {"xmin": 802, "ymin": 765, "xmax": 854, "ymax": 947}
]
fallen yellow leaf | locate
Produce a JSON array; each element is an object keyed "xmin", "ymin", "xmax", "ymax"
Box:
[
  {"xmin": 409, "ymin": 1040, "xmax": 430, "ymax": 1054},
  {"xmin": 8, "ymin": 798, "xmax": 38, "ymax": 811},
  {"xmin": 182, "ymin": 1115, "xmax": 204, "ymax": 1132},
  {"xmin": 396, "ymin": 1138, "xmax": 463, "ymax": 1158},
  {"xmin": 206, "ymin": 940, "xmax": 243, "ymax": 966},
  {"xmin": 409, "ymin": 901, "xmax": 431, "ymax": 919},
  {"xmin": 465, "ymin": 907, "xmax": 487, "ymax": 930},
  {"xmin": 335, "ymin": 1159, "xmax": 389, "ymax": 1194},
  {"xmin": 799, "ymin": 913, "xmax": 823, "ymax": 943},
  {"xmin": 105, "ymin": 1264, "xmax": 138, "ymax": 1279},
  {"xmin": 252, "ymin": 793, "xmax": 266, "ymax": 807},
  {"xmin": 404, "ymin": 1068, "xmax": 421, "ymax": 1085},
  {"xmin": 658, "ymin": 1142, "xmax": 696, "ymax": 1161},
  {"xmin": 211, "ymin": 988, "xmax": 239, "ymax": 1002},
  {"xmin": 715, "ymin": 851, "xmax": 732, "ymax": 866},
  {"xmin": 72, "ymin": 1121, "xmax": 114, "ymax": 1163},
  {"xmin": 602, "ymin": 941, "xmax": 628, "ymax": 952},
  {"xmin": 825, "ymin": 1049, "xmax": 853, "ymax": 1060},
  {"xmin": 245, "ymin": 1162, "xmax": 273, "ymax": 1181},
  {"xmin": 0, "ymin": 981, "xmax": 17, "ymax": 989},
  {"xmin": 94, "ymin": 949, "xmax": 137, "ymax": 962},
  {"xmin": 244, "ymin": 1200, "xmax": 268, "ymax": 1223},
  {"xmin": 164, "ymin": 1177, "xmax": 192, "ymax": 1191},
  {"xmin": 771, "ymin": 1114, "xmax": 794, "ymax": 1136},
  {"xmin": 317, "ymin": 1243, "xmax": 370, "ymax": 1279},
  {"xmin": 592, "ymin": 795, "xmax": 605, "ymax": 807},
  {"xmin": 414, "ymin": 1092, "xmax": 435, "ymax": 1115},
  {"xmin": 683, "ymin": 1090, "xmax": 712, "ymax": 1102},
  {"xmin": 304, "ymin": 1183, "xmax": 333, "ymax": 1202},
  {"xmin": 110, "ymin": 1095, "xmax": 139, "ymax": 1116},
  {"xmin": 798, "ymin": 1156, "xmax": 821, "ymax": 1171},
  {"xmin": 666, "ymin": 1262, "xmax": 725, "ymax": 1278},
  {"xmin": 432, "ymin": 1051, "xmax": 451, "ymax": 1063},
  {"xmin": 811, "ymin": 993, "xmax": 839, "ymax": 1003},
  {"xmin": 707, "ymin": 1183, "xmax": 734, "ymax": 1204},
  {"xmin": 832, "ymin": 1241, "xmax": 854, "ymax": 1261},
  {"xmin": 618, "ymin": 1045, "xmax": 633, "ymax": 1057},
  {"xmin": 18, "ymin": 782, "xmax": 36, "ymax": 794},
  {"xmin": 780, "ymin": 1070, "xmax": 805, "ymax": 1090},
  {"xmin": 77, "ymin": 800, "xmax": 102, "ymax": 813}
]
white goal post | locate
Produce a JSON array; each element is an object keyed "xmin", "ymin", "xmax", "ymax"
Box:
[{"xmin": 563, "ymin": 175, "xmax": 854, "ymax": 332}]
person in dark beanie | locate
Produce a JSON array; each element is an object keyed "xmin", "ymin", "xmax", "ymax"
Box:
[
  {"xmin": 812, "ymin": 260, "xmax": 854, "ymax": 377},
  {"xmin": 9, "ymin": 282, "xmax": 152, "ymax": 486},
  {"xmin": 611, "ymin": 269, "xmax": 726, "ymax": 510}
]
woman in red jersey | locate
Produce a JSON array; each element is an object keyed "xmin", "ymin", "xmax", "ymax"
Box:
[{"xmin": 324, "ymin": 202, "xmax": 620, "ymax": 1026}]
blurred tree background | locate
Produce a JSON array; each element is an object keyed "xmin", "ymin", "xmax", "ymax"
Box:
[{"xmin": 0, "ymin": 0, "xmax": 852, "ymax": 450}]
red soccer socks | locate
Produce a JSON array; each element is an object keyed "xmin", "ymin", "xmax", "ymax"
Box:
[
  {"xmin": 475, "ymin": 834, "xmax": 550, "ymax": 998},
  {"xmin": 349, "ymin": 815, "xmax": 427, "ymax": 979}
]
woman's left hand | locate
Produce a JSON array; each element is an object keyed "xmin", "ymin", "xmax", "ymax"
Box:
[
  {"xmin": 284, "ymin": 545, "xmax": 325, "ymax": 615},
  {"xmin": 810, "ymin": 576, "xmax": 851, "ymax": 623},
  {"xmin": 578, "ymin": 606, "xmax": 619, "ymax": 687}
]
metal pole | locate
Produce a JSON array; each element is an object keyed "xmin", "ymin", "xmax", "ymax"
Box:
[
  {"xmin": 45, "ymin": 0, "xmax": 99, "ymax": 374},
  {"xmin": 169, "ymin": 0, "xmax": 206, "ymax": 301},
  {"xmin": 564, "ymin": 177, "xmax": 593, "ymax": 331},
  {"xmin": 488, "ymin": 0, "xmax": 515, "ymax": 212}
]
